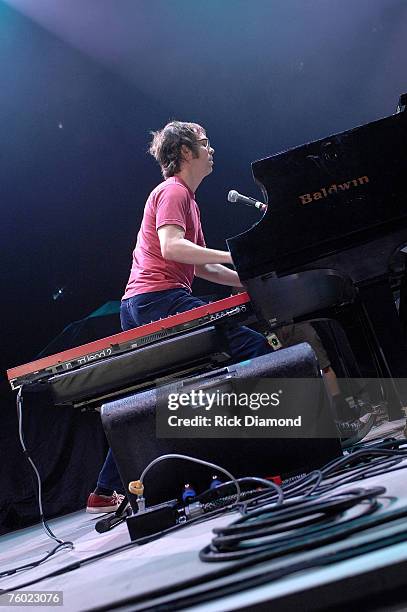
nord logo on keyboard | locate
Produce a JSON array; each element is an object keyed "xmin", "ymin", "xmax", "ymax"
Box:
[
  {"xmin": 77, "ymin": 348, "xmax": 113, "ymax": 365},
  {"xmin": 299, "ymin": 175, "xmax": 369, "ymax": 205}
]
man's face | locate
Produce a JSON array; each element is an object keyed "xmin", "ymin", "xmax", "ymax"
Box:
[{"xmin": 194, "ymin": 130, "xmax": 214, "ymax": 177}]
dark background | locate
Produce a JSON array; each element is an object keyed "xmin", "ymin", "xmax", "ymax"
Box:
[{"xmin": 1, "ymin": 0, "xmax": 406, "ymax": 531}]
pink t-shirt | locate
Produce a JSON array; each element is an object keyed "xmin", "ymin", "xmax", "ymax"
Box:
[{"xmin": 123, "ymin": 176, "xmax": 206, "ymax": 299}]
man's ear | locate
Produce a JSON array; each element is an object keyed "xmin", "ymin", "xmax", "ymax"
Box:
[{"xmin": 181, "ymin": 144, "xmax": 193, "ymax": 162}]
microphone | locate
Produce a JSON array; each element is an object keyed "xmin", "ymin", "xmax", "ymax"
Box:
[
  {"xmin": 94, "ymin": 499, "xmax": 132, "ymax": 533},
  {"xmin": 95, "ymin": 513, "xmax": 128, "ymax": 533},
  {"xmin": 227, "ymin": 190, "xmax": 267, "ymax": 212}
]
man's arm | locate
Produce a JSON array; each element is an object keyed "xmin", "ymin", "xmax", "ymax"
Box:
[
  {"xmin": 195, "ymin": 263, "xmax": 243, "ymax": 287},
  {"xmin": 158, "ymin": 224, "xmax": 232, "ymax": 265}
]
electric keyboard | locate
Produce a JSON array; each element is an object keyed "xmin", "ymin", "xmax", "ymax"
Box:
[{"xmin": 6, "ymin": 292, "xmax": 251, "ymax": 390}]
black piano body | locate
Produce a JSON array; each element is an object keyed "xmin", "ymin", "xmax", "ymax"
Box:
[{"xmin": 227, "ymin": 98, "xmax": 407, "ymax": 418}]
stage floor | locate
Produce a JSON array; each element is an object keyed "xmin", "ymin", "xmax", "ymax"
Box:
[{"xmin": 1, "ymin": 418, "xmax": 407, "ymax": 611}]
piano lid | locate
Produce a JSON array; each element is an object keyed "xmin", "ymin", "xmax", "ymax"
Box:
[{"xmin": 227, "ymin": 105, "xmax": 407, "ymax": 281}]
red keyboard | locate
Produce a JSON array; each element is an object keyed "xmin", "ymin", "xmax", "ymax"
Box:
[{"xmin": 7, "ymin": 292, "xmax": 251, "ymax": 389}]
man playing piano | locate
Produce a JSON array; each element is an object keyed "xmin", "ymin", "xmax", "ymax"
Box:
[{"xmin": 86, "ymin": 121, "xmax": 374, "ymax": 513}]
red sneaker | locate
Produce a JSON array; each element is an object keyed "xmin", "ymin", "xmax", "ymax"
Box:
[{"xmin": 86, "ymin": 491, "xmax": 125, "ymax": 514}]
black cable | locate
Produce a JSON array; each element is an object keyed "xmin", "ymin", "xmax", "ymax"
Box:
[
  {"xmin": 315, "ymin": 455, "xmax": 401, "ymax": 483},
  {"xmin": 0, "ymin": 495, "xmax": 240, "ymax": 594},
  {"xmin": 87, "ymin": 507, "xmax": 407, "ymax": 611},
  {"xmin": 231, "ymin": 447, "xmax": 406, "ymax": 513},
  {"xmin": 0, "ymin": 543, "xmax": 72, "ymax": 578},
  {"xmin": 352, "ymin": 437, "xmax": 405, "ymax": 452},
  {"xmin": 16, "ymin": 389, "xmax": 74, "ymax": 546},
  {"xmin": 194, "ymin": 448, "xmax": 407, "ymax": 568},
  {"xmin": 4, "ymin": 442, "xmax": 406, "ymax": 593},
  {"xmin": 322, "ymin": 446, "xmax": 407, "ymax": 476},
  {"xmin": 272, "ymin": 469, "xmax": 323, "ymax": 501},
  {"xmin": 200, "ymin": 447, "xmax": 407, "ymax": 520},
  {"xmin": 213, "ymin": 446, "xmax": 407, "ymax": 514},
  {"xmin": 0, "ymin": 389, "xmax": 75, "ymax": 580},
  {"xmin": 1, "ymin": 467, "xmax": 277, "ymax": 589},
  {"xmin": 215, "ymin": 487, "xmax": 382, "ymax": 531},
  {"xmin": 191, "ymin": 476, "xmax": 283, "ymax": 505},
  {"xmin": 201, "ymin": 487, "xmax": 383, "ymax": 562},
  {"xmin": 202, "ymin": 488, "xmax": 270, "ymax": 512}
]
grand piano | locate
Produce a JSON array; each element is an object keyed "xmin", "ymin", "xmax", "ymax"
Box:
[{"xmin": 228, "ymin": 93, "xmax": 407, "ymax": 418}]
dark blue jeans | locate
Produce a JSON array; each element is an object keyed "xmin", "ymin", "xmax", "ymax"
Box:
[{"xmin": 97, "ymin": 289, "xmax": 271, "ymax": 492}]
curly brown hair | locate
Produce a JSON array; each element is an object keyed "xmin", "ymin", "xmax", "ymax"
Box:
[{"xmin": 148, "ymin": 121, "xmax": 204, "ymax": 178}]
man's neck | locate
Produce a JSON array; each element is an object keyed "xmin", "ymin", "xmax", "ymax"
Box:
[{"xmin": 175, "ymin": 168, "xmax": 203, "ymax": 194}]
